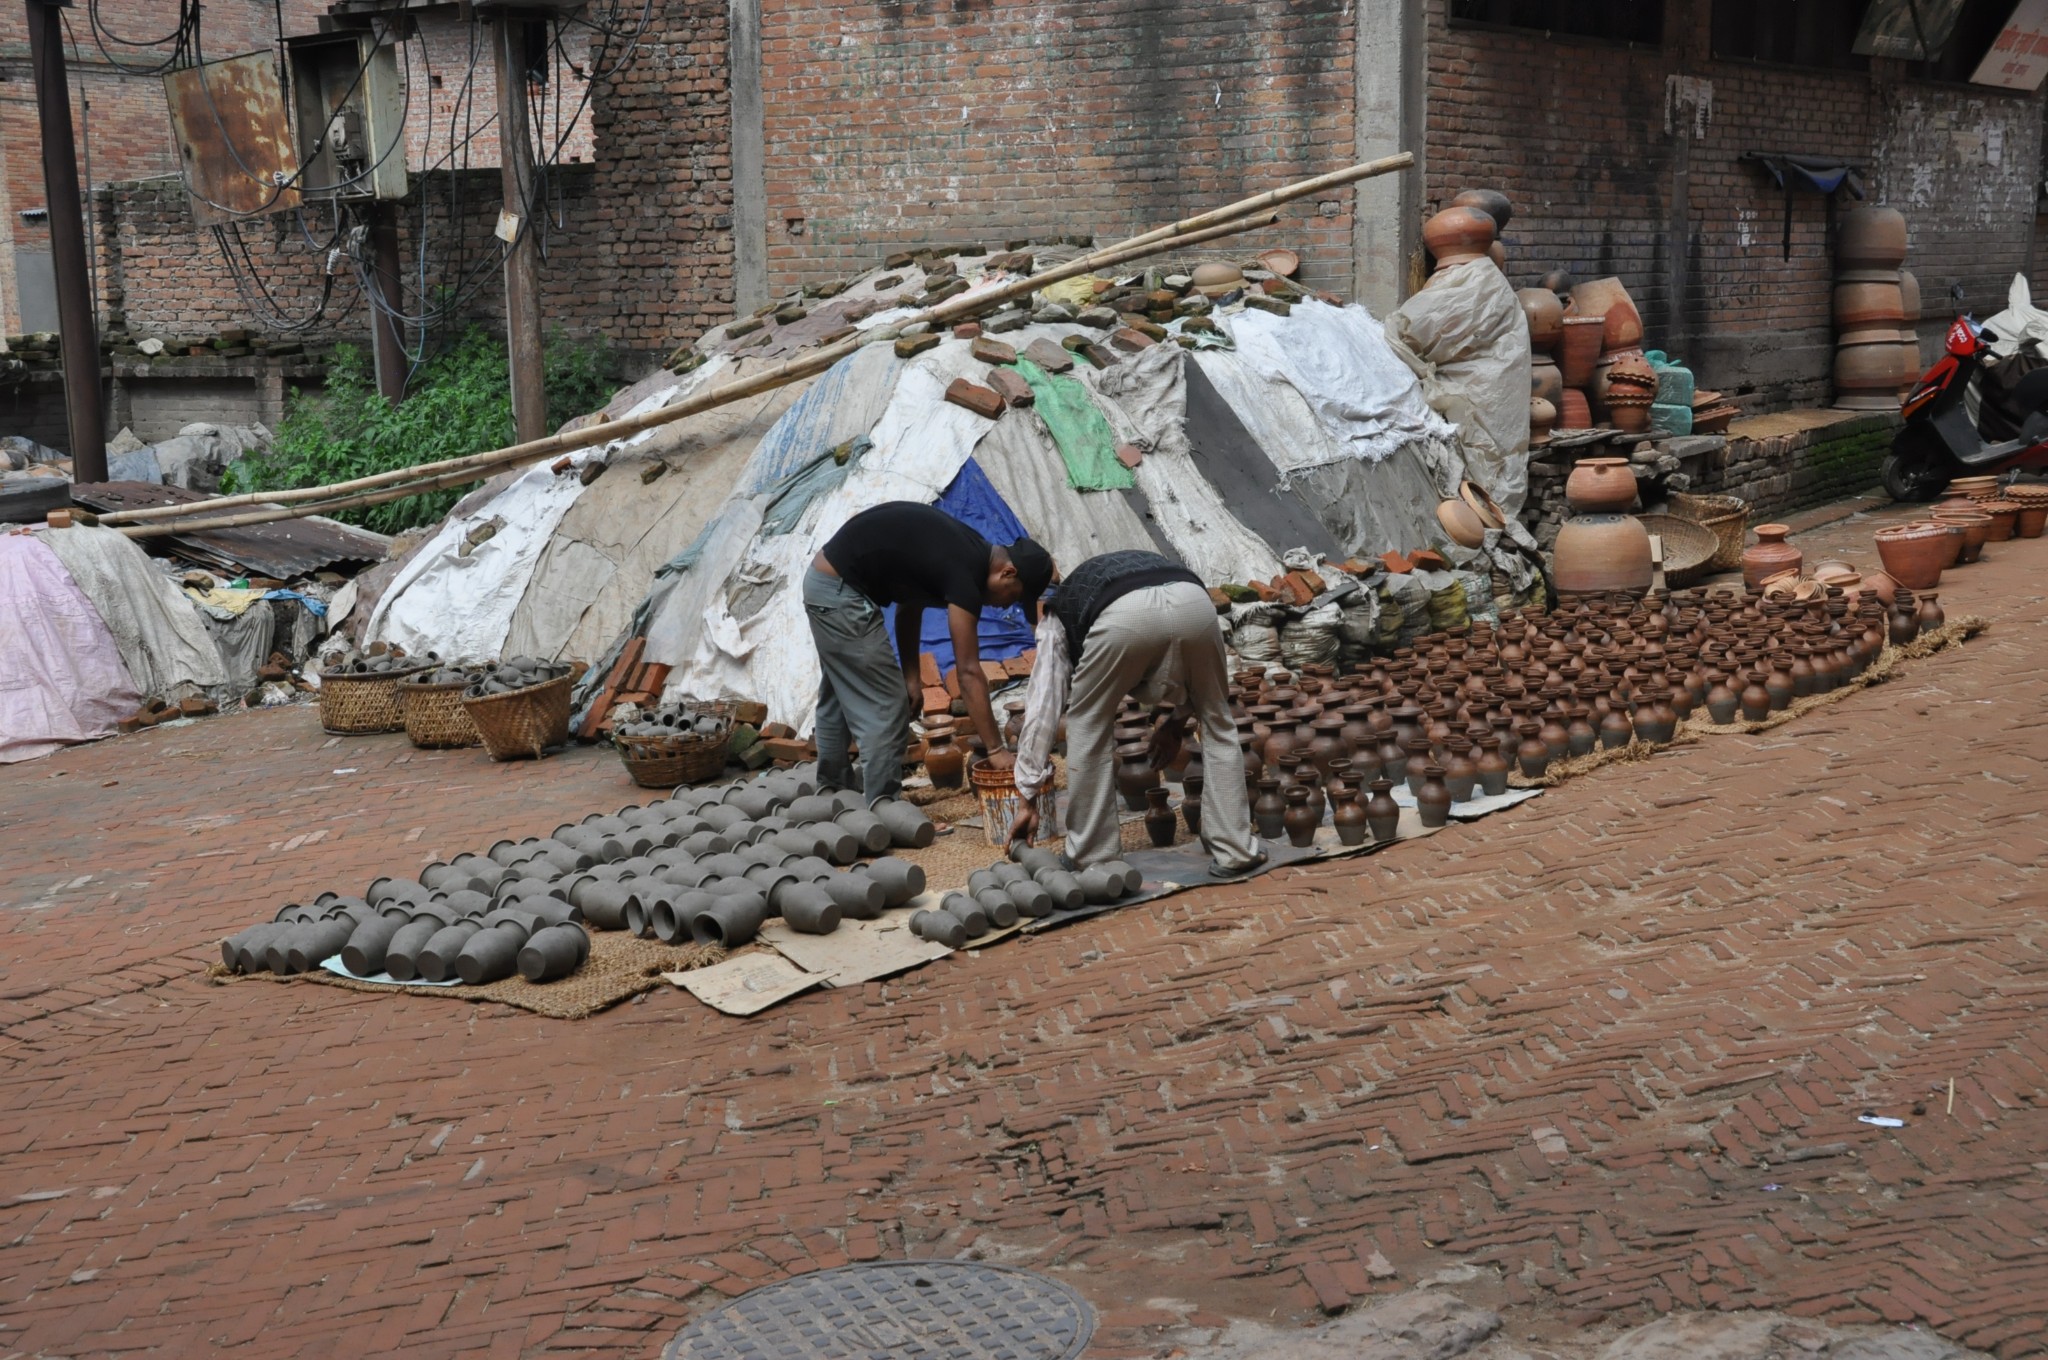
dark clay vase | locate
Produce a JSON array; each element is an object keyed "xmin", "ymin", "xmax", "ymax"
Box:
[
  {"xmin": 1281, "ymin": 786, "xmax": 1320, "ymax": 848},
  {"xmin": 1116, "ymin": 743, "xmax": 1160, "ymax": 812},
  {"xmin": 923, "ymin": 725, "xmax": 965, "ymax": 789},
  {"xmin": 1476, "ymin": 736, "xmax": 1510, "ymax": 798},
  {"xmin": 1253, "ymin": 775, "xmax": 1287, "ymax": 839},
  {"xmin": 1182, "ymin": 772, "xmax": 1204, "ymax": 837},
  {"xmin": 1516, "ymin": 720, "xmax": 1550, "ymax": 778},
  {"xmin": 1364, "ymin": 777, "xmax": 1401, "ymax": 843},
  {"xmin": 1144, "ymin": 786, "xmax": 1178, "ymax": 848},
  {"xmin": 1739, "ymin": 671, "xmax": 1772, "ymax": 723},
  {"xmin": 1331, "ymin": 783, "xmax": 1369, "ymax": 846},
  {"xmin": 1416, "ymin": 764, "xmax": 1453, "ymax": 829},
  {"xmin": 1443, "ymin": 739, "xmax": 1478, "ymax": 804},
  {"xmin": 1916, "ymin": 592, "xmax": 1944, "ymax": 635},
  {"xmin": 1598, "ymin": 703, "xmax": 1633, "ymax": 750},
  {"xmin": 1765, "ymin": 655, "xmax": 1796, "ymax": 712},
  {"xmin": 1566, "ymin": 705, "xmax": 1598, "ymax": 757},
  {"xmin": 1705, "ymin": 673, "xmax": 1740, "ymax": 725}
]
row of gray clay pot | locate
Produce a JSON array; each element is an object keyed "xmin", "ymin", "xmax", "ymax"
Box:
[
  {"xmin": 907, "ymin": 846, "xmax": 1142, "ymax": 948},
  {"xmin": 218, "ymin": 763, "xmax": 938, "ymax": 984}
]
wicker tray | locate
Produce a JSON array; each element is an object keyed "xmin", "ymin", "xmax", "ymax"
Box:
[
  {"xmin": 616, "ymin": 703, "xmax": 733, "ymax": 787},
  {"xmin": 1640, "ymin": 513, "xmax": 1721, "ymax": 587},
  {"xmin": 320, "ymin": 666, "xmax": 429, "ymax": 735},
  {"xmin": 400, "ymin": 677, "xmax": 481, "ymax": 749},
  {"xmin": 1669, "ymin": 490, "xmax": 1749, "ymax": 570},
  {"xmin": 462, "ymin": 673, "xmax": 576, "ymax": 761}
]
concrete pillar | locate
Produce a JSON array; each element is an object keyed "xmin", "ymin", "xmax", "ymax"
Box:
[
  {"xmin": 1353, "ymin": 0, "xmax": 1424, "ymax": 315},
  {"xmin": 729, "ymin": 0, "xmax": 768, "ymax": 314}
]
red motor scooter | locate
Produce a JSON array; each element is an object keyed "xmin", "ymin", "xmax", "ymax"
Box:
[{"xmin": 1884, "ymin": 313, "xmax": 2048, "ymax": 501}]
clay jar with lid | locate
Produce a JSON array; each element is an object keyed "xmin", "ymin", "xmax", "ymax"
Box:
[
  {"xmin": 1565, "ymin": 456, "xmax": 1636, "ymax": 513},
  {"xmin": 1741, "ymin": 525, "xmax": 1803, "ymax": 590}
]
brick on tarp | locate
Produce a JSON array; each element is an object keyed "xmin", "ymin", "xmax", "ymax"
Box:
[
  {"xmin": 986, "ymin": 368, "xmax": 1034, "ymax": 407},
  {"xmin": 1022, "ymin": 338, "xmax": 1073, "ymax": 373},
  {"xmin": 970, "ymin": 337, "xmax": 1018, "ymax": 365},
  {"xmin": 894, "ymin": 333, "xmax": 941, "ymax": 358},
  {"xmin": 944, "ymin": 379, "xmax": 1006, "ymax": 420},
  {"xmin": 1110, "ymin": 328, "xmax": 1155, "ymax": 353}
]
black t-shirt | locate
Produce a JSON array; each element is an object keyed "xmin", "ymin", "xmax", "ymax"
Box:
[{"xmin": 821, "ymin": 503, "xmax": 991, "ymax": 613}]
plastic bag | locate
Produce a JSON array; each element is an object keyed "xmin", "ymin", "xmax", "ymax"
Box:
[
  {"xmin": 1279, "ymin": 598, "xmax": 1343, "ymax": 670},
  {"xmin": 1227, "ymin": 603, "xmax": 1283, "ymax": 666}
]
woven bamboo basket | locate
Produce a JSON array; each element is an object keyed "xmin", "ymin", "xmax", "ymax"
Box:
[
  {"xmin": 1639, "ymin": 513, "xmax": 1720, "ymax": 588},
  {"xmin": 462, "ymin": 672, "xmax": 576, "ymax": 761},
  {"xmin": 1669, "ymin": 491, "xmax": 1749, "ymax": 570},
  {"xmin": 400, "ymin": 676, "xmax": 481, "ymax": 749},
  {"xmin": 320, "ymin": 666, "xmax": 428, "ymax": 735},
  {"xmin": 616, "ymin": 702, "xmax": 733, "ymax": 787}
]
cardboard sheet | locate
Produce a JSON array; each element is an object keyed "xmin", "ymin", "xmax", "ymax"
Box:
[
  {"xmin": 670, "ymin": 952, "xmax": 823, "ymax": 1015},
  {"xmin": 758, "ymin": 913, "xmax": 952, "ymax": 987}
]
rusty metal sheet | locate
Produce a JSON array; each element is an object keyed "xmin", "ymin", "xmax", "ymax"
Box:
[
  {"xmin": 163, "ymin": 53, "xmax": 302, "ymax": 226},
  {"xmin": 71, "ymin": 482, "xmax": 388, "ymax": 579}
]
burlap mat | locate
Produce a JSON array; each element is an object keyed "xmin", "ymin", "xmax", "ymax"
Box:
[
  {"xmin": 1509, "ymin": 615, "xmax": 1988, "ymax": 788},
  {"xmin": 206, "ymin": 931, "xmax": 726, "ymax": 1020}
]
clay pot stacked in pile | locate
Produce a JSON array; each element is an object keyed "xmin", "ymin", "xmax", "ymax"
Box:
[
  {"xmin": 1217, "ymin": 586, "xmax": 1924, "ymax": 834},
  {"xmin": 1874, "ymin": 477, "xmax": 2048, "ymax": 589},
  {"xmin": 1521, "ymin": 285, "xmax": 1563, "ymax": 445},
  {"xmin": 1833, "ymin": 206, "xmax": 1920, "ymax": 410},
  {"xmin": 1571, "ymin": 277, "xmax": 1649, "ymax": 433},
  {"xmin": 1422, "ymin": 205, "xmax": 1499, "ymax": 282},
  {"xmin": 1551, "ymin": 455, "xmax": 1652, "ymax": 594}
]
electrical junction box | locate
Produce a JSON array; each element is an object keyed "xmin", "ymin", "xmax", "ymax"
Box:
[{"xmin": 286, "ymin": 30, "xmax": 407, "ymax": 203}]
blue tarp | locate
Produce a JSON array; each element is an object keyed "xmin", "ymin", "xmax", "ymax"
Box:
[
  {"xmin": 882, "ymin": 457, "xmax": 1036, "ymax": 679},
  {"xmin": 742, "ymin": 349, "xmax": 904, "ymax": 492}
]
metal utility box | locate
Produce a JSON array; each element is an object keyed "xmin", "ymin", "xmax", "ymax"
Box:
[
  {"xmin": 162, "ymin": 51, "xmax": 304, "ymax": 225},
  {"xmin": 286, "ymin": 31, "xmax": 407, "ymax": 203}
]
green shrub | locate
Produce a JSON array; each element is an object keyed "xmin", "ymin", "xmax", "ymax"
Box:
[{"xmin": 224, "ymin": 327, "xmax": 617, "ymax": 535}]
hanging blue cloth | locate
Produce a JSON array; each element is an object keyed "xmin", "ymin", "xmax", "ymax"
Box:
[{"xmin": 882, "ymin": 458, "xmax": 1038, "ymax": 678}]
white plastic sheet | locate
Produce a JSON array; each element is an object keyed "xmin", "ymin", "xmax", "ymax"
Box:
[
  {"xmin": 1385, "ymin": 258, "xmax": 1533, "ymax": 515},
  {"xmin": 36, "ymin": 524, "xmax": 229, "ymax": 698},
  {"xmin": 0, "ymin": 534, "xmax": 140, "ymax": 762}
]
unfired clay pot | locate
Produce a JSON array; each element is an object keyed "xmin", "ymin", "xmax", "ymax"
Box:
[
  {"xmin": 1837, "ymin": 205, "xmax": 1908, "ymax": 270},
  {"xmin": 1552, "ymin": 515, "xmax": 1653, "ymax": 594},
  {"xmin": 1741, "ymin": 525, "xmax": 1803, "ymax": 590},
  {"xmin": 1519, "ymin": 287, "xmax": 1563, "ymax": 351},
  {"xmin": 1565, "ymin": 456, "xmax": 1635, "ymax": 513}
]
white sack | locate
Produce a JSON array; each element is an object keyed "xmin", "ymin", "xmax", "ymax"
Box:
[
  {"xmin": 1385, "ymin": 258, "xmax": 1533, "ymax": 515},
  {"xmin": 36, "ymin": 524, "xmax": 229, "ymax": 697}
]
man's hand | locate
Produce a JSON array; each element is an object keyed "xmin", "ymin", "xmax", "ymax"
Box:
[
  {"xmin": 983, "ymin": 749, "xmax": 1015, "ymax": 770},
  {"xmin": 1007, "ymin": 801, "xmax": 1039, "ymax": 848},
  {"xmin": 1147, "ymin": 710, "xmax": 1187, "ymax": 770},
  {"xmin": 906, "ymin": 675, "xmax": 924, "ymax": 715}
]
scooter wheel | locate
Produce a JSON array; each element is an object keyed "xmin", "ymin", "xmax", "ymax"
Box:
[{"xmin": 1883, "ymin": 435, "xmax": 1953, "ymax": 503}]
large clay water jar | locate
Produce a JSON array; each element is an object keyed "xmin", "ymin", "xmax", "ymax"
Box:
[
  {"xmin": 1896, "ymin": 336, "xmax": 1924, "ymax": 392},
  {"xmin": 1835, "ymin": 333, "xmax": 1908, "ymax": 400},
  {"xmin": 1452, "ymin": 187, "xmax": 1514, "ymax": 230},
  {"xmin": 1423, "ymin": 206, "xmax": 1496, "ymax": 268},
  {"xmin": 1552, "ymin": 514, "xmax": 1653, "ymax": 594},
  {"xmin": 1834, "ymin": 272, "xmax": 1906, "ymax": 328},
  {"xmin": 1565, "ymin": 456, "xmax": 1636, "ymax": 513},
  {"xmin": 1741, "ymin": 524, "xmax": 1803, "ymax": 589},
  {"xmin": 1519, "ymin": 288, "xmax": 1564, "ymax": 352},
  {"xmin": 1558, "ymin": 316, "xmax": 1605, "ymax": 387},
  {"xmin": 1873, "ymin": 522, "xmax": 1952, "ymax": 590},
  {"xmin": 1570, "ymin": 277, "xmax": 1643, "ymax": 354},
  {"xmin": 1531, "ymin": 355, "xmax": 1565, "ymax": 406},
  {"xmin": 1899, "ymin": 269, "xmax": 1922, "ymax": 322},
  {"xmin": 1837, "ymin": 205, "xmax": 1908, "ymax": 270}
]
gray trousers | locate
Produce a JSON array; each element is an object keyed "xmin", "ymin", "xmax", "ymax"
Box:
[
  {"xmin": 803, "ymin": 566, "xmax": 909, "ymax": 804},
  {"xmin": 1063, "ymin": 581, "xmax": 1258, "ymax": 870}
]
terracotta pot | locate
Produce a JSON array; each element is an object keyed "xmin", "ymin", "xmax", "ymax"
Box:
[
  {"xmin": 1611, "ymin": 404, "xmax": 1652, "ymax": 434},
  {"xmin": 1475, "ymin": 736, "xmax": 1510, "ymax": 797},
  {"xmin": 1553, "ymin": 514, "xmax": 1653, "ymax": 594},
  {"xmin": 1331, "ymin": 783, "xmax": 1369, "ymax": 846},
  {"xmin": 1741, "ymin": 524, "xmax": 1803, "ymax": 590},
  {"xmin": 1565, "ymin": 456, "xmax": 1636, "ymax": 513},
  {"xmin": 1281, "ymin": 786, "xmax": 1320, "ymax": 847},
  {"xmin": 1569, "ymin": 277, "xmax": 1643, "ymax": 353},
  {"xmin": 1895, "ymin": 338, "xmax": 1924, "ymax": 391},
  {"xmin": 1487, "ymin": 240, "xmax": 1508, "ymax": 271},
  {"xmin": 1833, "ymin": 276, "xmax": 1905, "ymax": 328},
  {"xmin": 1443, "ymin": 740, "xmax": 1479, "ymax": 803},
  {"xmin": 1932, "ymin": 509, "xmax": 1989, "ymax": 564},
  {"xmin": 2017, "ymin": 504, "xmax": 2048, "ymax": 538},
  {"xmin": 1423, "ymin": 206, "xmax": 1496, "ymax": 264},
  {"xmin": 1115, "ymin": 742, "xmax": 1160, "ymax": 811},
  {"xmin": 1143, "ymin": 786, "xmax": 1177, "ymax": 847},
  {"xmin": 1519, "ymin": 287, "xmax": 1563, "ymax": 351},
  {"xmin": 1531, "ymin": 355, "xmax": 1565, "ymax": 407},
  {"xmin": 1899, "ymin": 269, "xmax": 1922, "ymax": 322},
  {"xmin": 1861, "ymin": 570, "xmax": 1900, "ymax": 606},
  {"xmin": 923, "ymin": 725, "xmax": 965, "ymax": 788},
  {"xmin": 1873, "ymin": 522, "xmax": 1952, "ymax": 590},
  {"xmin": 1558, "ymin": 316, "xmax": 1605, "ymax": 387},
  {"xmin": 1438, "ymin": 497, "xmax": 1489, "ymax": 549},
  {"xmin": 1838, "ymin": 205, "xmax": 1908, "ymax": 270},
  {"xmin": 1980, "ymin": 499, "xmax": 2021, "ymax": 541},
  {"xmin": 1452, "ymin": 187, "xmax": 1514, "ymax": 229},
  {"xmin": 1557, "ymin": 388, "xmax": 1593, "ymax": 430},
  {"xmin": 1529, "ymin": 397, "xmax": 1556, "ymax": 446},
  {"xmin": 1916, "ymin": 592, "xmax": 1946, "ymax": 635},
  {"xmin": 1835, "ymin": 340, "xmax": 1907, "ymax": 397},
  {"xmin": 1252, "ymin": 775, "xmax": 1286, "ymax": 839},
  {"xmin": 1415, "ymin": 764, "xmax": 1452, "ymax": 829},
  {"xmin": 1364, "ymin": 777, "xmax": 1401, "ymax": 843}
]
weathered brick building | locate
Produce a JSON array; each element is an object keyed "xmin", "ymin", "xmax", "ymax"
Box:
[{"xmin": 13, "ymin": 0, "xmax": 2048, "ymax": 445}]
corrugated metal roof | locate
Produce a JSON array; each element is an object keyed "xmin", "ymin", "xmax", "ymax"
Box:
[{"xmin": 73, "ymin": 481, "xmax": 390, "ymax": 579}]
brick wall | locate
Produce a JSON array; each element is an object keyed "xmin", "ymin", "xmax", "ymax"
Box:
[
  {"xmin": 754, "ymin": 0, "xmax": 1357, "ymax": 297},
  {"xmin": 1427, "ymin": 0, "xmax": 2044, "ymax": 413}
]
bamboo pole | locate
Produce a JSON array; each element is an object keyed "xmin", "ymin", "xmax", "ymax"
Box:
[
  {"xmin": 119, "ymin": 207, "xmax": 1296, "ymax": 540},
  {"xmin": 109, "ymin": 150, "xmax": 1417, "ymax": 533}
]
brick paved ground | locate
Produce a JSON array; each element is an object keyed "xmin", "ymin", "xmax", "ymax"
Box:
[{"xmin": 3, "ymin": 499, "xmax": 2046, "ymax": 1359}]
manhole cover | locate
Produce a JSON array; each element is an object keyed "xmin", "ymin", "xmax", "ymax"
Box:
[{"xmin": 662, "ymin": 1260, "xmax": 1095, "ymax": 1360}]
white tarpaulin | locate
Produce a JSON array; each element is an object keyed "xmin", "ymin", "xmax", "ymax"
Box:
[
  {"xmin": 36, "ymin": 524, "xmax": 229, "ymax": 698},
  {"xmin": 1385, "ymin": 258, "xmax": 1533, "ymax": 515},
  {"xmin": 0, "ymin": 535, "xmax": 141, "ymax": 762}
]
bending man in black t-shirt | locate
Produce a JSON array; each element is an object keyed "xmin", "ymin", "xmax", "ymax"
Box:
[{"xmin": 805, "ymin": 501, "xmax": 1053, "ymax": 805}]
